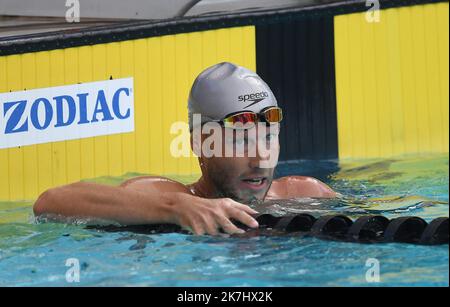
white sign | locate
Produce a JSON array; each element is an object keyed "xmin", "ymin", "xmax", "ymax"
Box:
[{"xmin": 0, "ymin": 78, "xmax": 134, "ymax": 149}]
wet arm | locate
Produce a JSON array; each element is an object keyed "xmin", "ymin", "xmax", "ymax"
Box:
[{"xmin": 33, "ymin": 181, "xmax": 175, "ymax": 225}]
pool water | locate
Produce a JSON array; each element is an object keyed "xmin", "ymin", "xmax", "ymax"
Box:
[{"xmin": 0, "ymin": 154, "xmax": 448, "ymax": 286}]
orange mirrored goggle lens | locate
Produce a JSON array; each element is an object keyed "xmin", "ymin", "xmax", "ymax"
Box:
[
  {"xmin": 262, "ymin": 107, "xmax": 283, "ymax": 123},
  {"xmin": 222, "ymin": 112, "xmax": 258, "ymax": 127}
]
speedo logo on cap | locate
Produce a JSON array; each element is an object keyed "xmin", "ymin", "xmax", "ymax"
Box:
[{"xmin": 238, "ymin": 91, "xmax": 269, "ymax": 108}]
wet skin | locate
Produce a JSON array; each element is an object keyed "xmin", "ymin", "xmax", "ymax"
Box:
[{"xmin": 33, "ymin": 124, "xmax": 336, "ymax": 236}]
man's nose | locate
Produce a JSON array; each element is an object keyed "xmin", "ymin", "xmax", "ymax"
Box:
[{"xmin": 248, "ymin": 139, "xmax": 270, "ymax": 168}]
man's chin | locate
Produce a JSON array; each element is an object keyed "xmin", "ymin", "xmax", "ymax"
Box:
[
  {"xmin": 219, "ymin": 183, "xmax": 269, "ymax": 203},
  {"xmin": 232, "ymin": 191, "xmax": 266, "ymax": 204}
]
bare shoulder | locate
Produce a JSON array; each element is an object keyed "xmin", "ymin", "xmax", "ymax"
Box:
[
  {"xmin": 120, "ymin": 176, "xmax": 192, "ymax": 194},
  {"xmin": 267, "ymin": 175, "xmax": 337, "ymax": 199}
]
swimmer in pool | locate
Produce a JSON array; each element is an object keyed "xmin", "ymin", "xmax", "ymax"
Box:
[{"xmin": 33, "ymin": 62, "xmax": 337, "ymax": 235}]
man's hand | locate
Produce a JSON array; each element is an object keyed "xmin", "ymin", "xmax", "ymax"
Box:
[{"xmin": 167, "ymin": 192, "xmax": 259, "ymax": 236}]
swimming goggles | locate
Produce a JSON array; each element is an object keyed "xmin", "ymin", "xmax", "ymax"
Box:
[{"xmin": 216, "ymin": 106, "xmax": 283, "ymax": 129}]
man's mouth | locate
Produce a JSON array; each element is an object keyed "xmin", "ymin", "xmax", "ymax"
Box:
[{"xmin": 240, "ymin": 177, "xmax": 268, "ymax": 190}]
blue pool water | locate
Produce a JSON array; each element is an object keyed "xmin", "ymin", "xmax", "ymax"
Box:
[{"xmin": 0, "ymin": 154, "xmax": 448, "ymax": 286}]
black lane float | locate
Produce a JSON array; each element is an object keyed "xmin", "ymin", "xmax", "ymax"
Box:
[
  {"xmin": 88, "ymin": 214, "xmax": 449, "ymax": 245},
  {"xmin": 238, "ymin": 214, "xmax": 449, "ymax": 245}
]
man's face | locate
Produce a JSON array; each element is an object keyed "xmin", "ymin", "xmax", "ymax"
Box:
[{"xmin": 196, "ymin": 123, "xmax": 280, "ymax": 203}]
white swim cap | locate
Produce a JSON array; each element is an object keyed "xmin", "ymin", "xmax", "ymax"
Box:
[{"xmin": 188, "ymin": 62, "xmax": 278, "ymax": 130}]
